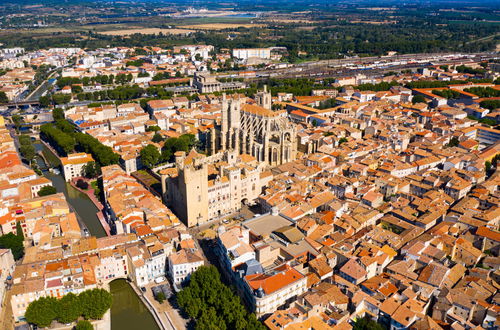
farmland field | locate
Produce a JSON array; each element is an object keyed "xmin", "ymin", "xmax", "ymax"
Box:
[
  {"xmin": 178, "ymin": 23, "xmax": 265, "ymax": 30},
  {"xmin": 98, "ymin": 28, "xmax": 195, "ymax": 36}
]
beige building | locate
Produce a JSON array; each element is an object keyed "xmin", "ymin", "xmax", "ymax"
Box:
[
  {"xmin": 0, "ymin": 249, "xmax": 15, "ymax": 317},
  {"xmin": 161, "ymin": 149, "xmax": 265, "ymax": 227},
  {"xmin": 60, "ymin": 153, "xmax": 94, "ymax": 182}
]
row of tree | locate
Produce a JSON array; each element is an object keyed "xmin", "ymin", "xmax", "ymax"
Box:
[
  {"xmin": 432, "ymin": 89, "xmax": 461, "ymax": 99},
  {"xmin": 480, "ymin": 100, "xmax": 500, "ymax": 110},
  {"xmin": 76, "ymin": 85, "xmax": 144, "ymax": 102},
  {"xmin": 41, "ymin": 122, "xmax": 75, "ymax": 154},
  {"xmin": 18, "ymin": 134, "xmax": 36, "ymax": 163},
  {"xmin": 41, "ymin": 119, "xmax": 120, "ymax": 166},
  {"xmin": 177, "ymin": 266, "xmax": 265, "ymax": 330},
  {"xmin": 464, "ymin": 87, "xmax": 500, "ymax": 98},
  {"xmin": 39, "ymin": 93, "xmax": 72, "ymax": 107},
  {"xmin": 25, "ymin": 288, "xmax": 112, "ymax": 328},
  {"xmin": 57, "ymin": 74, "xmax": 133, "ymax": 88}
]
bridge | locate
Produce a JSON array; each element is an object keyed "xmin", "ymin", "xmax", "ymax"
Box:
[{"xmin": 4, "ymin": 100, "xmax": 41, "ymax": 108}]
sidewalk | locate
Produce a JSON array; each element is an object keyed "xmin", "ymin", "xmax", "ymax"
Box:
[{"xmin": 143, "ymin": 282, "xmax": 188, "ymax": 330}]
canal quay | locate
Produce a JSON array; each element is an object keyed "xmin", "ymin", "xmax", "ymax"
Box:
[
  {"xmin": 34, "ymin": 142, "xmax": 163, "ymax": 330},
  {"xmin": 34, "ymin": 142, "xmax": 106, "ymax": 237},
  {"xmin": 110, "ymin": 280, "xmax": 160, "ymax": 330}
]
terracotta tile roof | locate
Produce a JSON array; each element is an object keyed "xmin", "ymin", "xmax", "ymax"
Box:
[{"xmin": 245, "ymin": 264, "xmax": 305, "ymax": 295}]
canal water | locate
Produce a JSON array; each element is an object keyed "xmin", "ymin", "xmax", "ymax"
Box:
[
  {"xmin": 34, "ymin": 143, "xmax": 159, "ymax": 329},
  {"xmin": 109, "ymin": 280, "xmax": 160, "ymax": 330},
  {"xmin": 34, "ymin": 142, "xmax": 106, "ymax": 237}
]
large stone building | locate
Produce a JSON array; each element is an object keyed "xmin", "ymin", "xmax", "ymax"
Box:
[
  {"xmin": 209, "ymin": 89, "xmax": 297, "ymax": 166},
  {"xmin": 161, "ymin": 149, "xmax": 269, "ymax": 227},
  {"xmin": 192, "ymin": 72, "xmax": 246, "ymax": 94}
]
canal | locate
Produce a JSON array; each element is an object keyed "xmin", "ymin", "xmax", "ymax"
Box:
[
  {"xmin": 34, "ymin": 142, "xmax": 106, "ymax": 238},
  {"xmin": 109, "ymin": 280, "xmax": 160, "ymax": 330}
]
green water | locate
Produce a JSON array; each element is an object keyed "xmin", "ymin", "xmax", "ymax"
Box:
[
  {"xmin": 34, "ymin": 142, "xmax": 106, "ymax": 237},
  {"xmin": 109, "ymin": 280, "xmax": 160, "ymax": 330}
]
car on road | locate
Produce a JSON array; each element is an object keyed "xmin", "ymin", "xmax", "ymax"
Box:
[{"xmin": 140, "ymin": 287, "xmax": 146, "ymax": 292}]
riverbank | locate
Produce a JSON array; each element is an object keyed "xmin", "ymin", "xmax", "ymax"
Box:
[
  {"xmin": 128, "ymin": 281, "xmax": 171, "ymax": 330},
  {"xmin": 109, "ymin": 280, "xmax": 160, "ymax": 330},
  {"xmin": 34, "ymin": 141, "xmax": 107, "ymax": 237},
  {"xmin": 70, "ymin": 177, "xmax": 111, "ymax": 236}
]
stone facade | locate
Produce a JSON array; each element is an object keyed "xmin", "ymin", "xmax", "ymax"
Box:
[{"xmin": 210, "ymin": 90, "xmax": 297, "ymax": 166}]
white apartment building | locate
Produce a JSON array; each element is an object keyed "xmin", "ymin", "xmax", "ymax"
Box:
[
  {"xmin": 168, "ymin": 248, "xmax": 204, "ymax": 285},
  {"xmin": 233, "ymin": 48, "xmax": 271, "ymax": 61},
  {"xmin": 127, "ymin": 243, "xmax": 167, "ymax": 287},
  {"xmin": 60, "ymin": 153, "xmax": 94, "ymax": 182}
]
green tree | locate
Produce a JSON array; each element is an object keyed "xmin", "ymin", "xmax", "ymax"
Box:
[
  {"xmin": 25, "ymin": 296, "xmax": 58, "ymax": 328},
  {"xmin": 83, "ymin": 161, "xmax": 100, "ymax": 178},
  {"xmin": 352, "ymin": 316, "xmax": 385, "ymax": 330},
  {"xmin": 16, "ymin": 220, "xmax": 24, "ymax": 238},
  {"xmin": 177, "ymin": 266, "xmax": 265, "ymax": 330},
  {"xmin": 338, "ymin": 137, "xmax": 348, "ymax": 145},
  {"xmin": 152, "ymin": 132, "xmax": 164, "ymax": 143},
  {"xmin": 446, "ymin": 136, "xmax": 460, "ymax": 148},
  {"xmin": 0, "ymin": 232, "xmax": 24, "ymax": 260},
  {"xmin": 155, "ymin": 291, "xmax": 166, "ymax": 304},
  {"xmin": 412, "ymin": 94, "xmax": 426, "ymax": 104},
  {"xmin": 485, "ymin": 161, "xmax": 492, "ymax": 173},
  {"xmin": 38, "ymin": 186, "xmax": 57, "ymax": 197},
  {"xmin": 75, "ymin": 320, "xmax": 94, "ymax": 330},
  {"xmin": 53, "ymin": 108, "xmax": 65, "ymax": 121},
  {"xmin": 140, "ymin": 144, "xmax": 160, "ymax": 168},
  {"xmin": 39, "ymin": 95, "xmax": 51, "ymax": 107},
  {"xmin": 57, "ymin": 292, "xmax": 82, "ymax": 324},
  {"xmin": 79, "ymin": 288, "xmax": 113, "ymax": 320},
  {"xmin": 0, "ymin": 91, "xmax": 8, "ymax": 103},
  {"xmin": 146, "ymin": 125, "xmax": 161, "ymax": 132}
]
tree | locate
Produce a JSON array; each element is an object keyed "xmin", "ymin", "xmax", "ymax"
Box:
[
  {"xmin": 152, "ymin": 132, "xmax": 164, "ymax": 143},
  {"xmin": 146, "ymin": 125, "xmax": 161, "ymax": 132},
  {"xmin": 485, "ymin": 161, "xmax": 492, "ymax": 173},
  {"xmin": 25, "ymin": 296, "xmax": 59, "ymax": 328},
  {"xmin": 75, "ymin": 320, "xmax": 94, "ymax": 330},
  {"xmin": 338, "ymin": 137, "xmax": 348, "ymax": 145},
  {"xmin": 83, "ymin": 161, "xmax": 100, "ymax": 178},
  {"xmin": 0, "ymin": 91, "xmax": 9, "ymax": 103},
  {"xmin": 352, "ymin": 316, "xmax": 385, "ymax": 330},
  {"xmin": 140, "ymin": 144, "xmax": 160, "ymax": 168},
  {"xmin": 0, "ymin": 232, "xmax": 24, "ymax": 260},
  {"xmin": 57, "ymin": 293, "xmax": 82, "ymax": 324},
  {"xmin": 16, "ymin": 220, "xmax": 24, "ymax": 239},
  {"xmin": 412, "ymin": 94, "xmax": 426, "ymax": 104},
  {"xmin": 76, "ymin": 179, "xmax": 89, "ymax": 190},
  {"xmin": 79, "ymin": 288, "xmax": 113, "ymax": 320},
  {"xmin": 446, "ymin": 136, "xmax": 460, "ymax": 148},
  {"xmin": 38, "ymin": 185, "xmax": 57, "ymax": 197},
  {"xmin": 155, "ymin": 291, "xmax": 166, "ymax": 304},
  {"xmin": 177, "ymin": 266, "xmax": 265, "ymax": 330},
  {"xmin": 39, "ymin": 95, "xmax": 51, "ymax": 107},
  {"xmin": 53, "ymin": 108, "xmax": 65, "ymax": 121}
]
